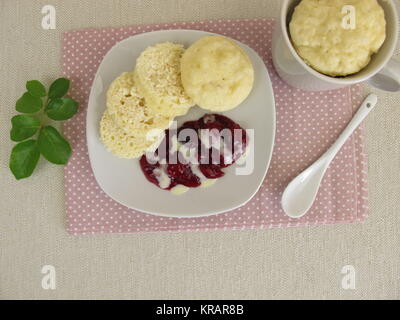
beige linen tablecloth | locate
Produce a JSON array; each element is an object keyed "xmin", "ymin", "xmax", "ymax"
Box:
[{"xmin": 0, "ymin": 0, "xmax": 399, "ymax": 300}]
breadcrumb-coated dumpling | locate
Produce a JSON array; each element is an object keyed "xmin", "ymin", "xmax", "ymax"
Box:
[
  {"xmin": 180, "ymin": 35, "xmax": 254, "ymax": 112},
  {"xmin": 134, "ymin": 42, "xmax": 194, "ymax": 117},
  {"xmin": 289, "ymin": 0, "xmax": 386, "ymax": 76}
]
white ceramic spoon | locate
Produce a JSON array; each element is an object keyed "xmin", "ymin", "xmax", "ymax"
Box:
[{"xmin": 281, "ymin": 94, "xmax": 378, "ymax": 219}]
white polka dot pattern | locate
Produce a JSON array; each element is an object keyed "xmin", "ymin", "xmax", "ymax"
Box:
[{"xmin": 62, "ymin": 19, "xmax": 368, "ymax": 235}]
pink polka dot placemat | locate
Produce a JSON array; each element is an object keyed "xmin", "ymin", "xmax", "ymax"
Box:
[{"xmin": 62, "ymin": 19, "xmax": 368, "ymax": 235}]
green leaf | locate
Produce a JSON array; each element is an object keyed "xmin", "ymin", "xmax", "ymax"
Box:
[
  {"xmin": 26, "ymin": 80, "xmax": 46, "ymax": 97},
  {"xmin": 16, "ymin": 92, "xmax": 43, "ymax": 113},
  {"xmin": 46, "ymin": 98, "xmax": 78, "ymax": 121},
  {"xmin": 38, "ymin": 126, "xmax": 71, "ymax": 165},
  {"xmin": 48, "ymin": 78, "xmax": 70, "ymax": 99},
  {"xmin": 10, "ymin": 115, "xmax": 41, "ymax": 141},
  {"xmin": 9, "ymin": 139, "xmax": 40, "ymax": 180}
]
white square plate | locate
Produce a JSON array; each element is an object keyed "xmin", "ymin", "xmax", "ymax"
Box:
[{"xmin": 86, "ymin": 30, "xmax": 275, "ymax": 217}]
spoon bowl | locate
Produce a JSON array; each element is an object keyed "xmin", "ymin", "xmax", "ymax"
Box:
[{"xmin": 282, "ymin": 159, "xmax": 327, "ymax": 218}]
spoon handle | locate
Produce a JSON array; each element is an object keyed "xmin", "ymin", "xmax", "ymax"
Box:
[{"xmin": 323, "ymin": 94, "xmax": 378, "ymax": 163}]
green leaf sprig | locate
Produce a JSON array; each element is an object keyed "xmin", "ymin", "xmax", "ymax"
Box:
[{"xmin": 10, "ymin": 78, "xmax": 78, "ymax": 180}]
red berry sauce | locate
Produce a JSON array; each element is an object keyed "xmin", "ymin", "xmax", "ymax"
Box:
[{"xmin": 139, "ymin": 114, "xmax": 248, "ymax": 191}]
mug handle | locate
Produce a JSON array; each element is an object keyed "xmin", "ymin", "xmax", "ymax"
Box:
[{"xmin": 367, "ymin": 58, "xmax": 400, "ymax": 92}]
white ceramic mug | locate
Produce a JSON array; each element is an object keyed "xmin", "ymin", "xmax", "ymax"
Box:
[{"xmin": 272, "ymin": 0, "xmax": 400, "ymax": 91}]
